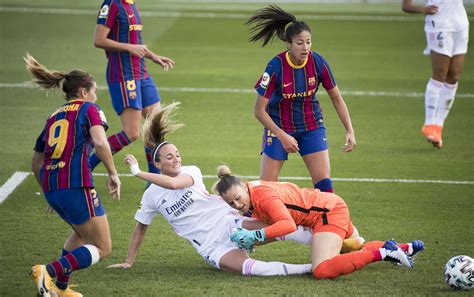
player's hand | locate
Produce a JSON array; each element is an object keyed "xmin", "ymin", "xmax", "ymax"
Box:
[
  {"xmin": 107, "ymin": 261, "xmax": 132, "ymax": 269},
  {"xmin": 151, "ymin": 54, "xmax": 175, "ymax": 71},
  {"xmin": 107, "ymin": 174, "xmax": 121, "ymax": 201},
  {"xmin": 128, "ymin": 44, "xmax": 148, "ymax": 58},
  {"xmin": 341, "ymin": 131, "xmax": 356, "ymax": 153},
  {"xmin": 278, "ymin": 133, "xmax": 299, "ymax": 153},
  {"xmin": 423, "ymin": 5, "xmax": 438, "ymax": 15},
  {"xmin": 124, "ymin": 154, "xmax": 138, "ymax": 166},
  {"xmin": 230, "ymin": 228, "xmax": 266, "ymax": 249}
]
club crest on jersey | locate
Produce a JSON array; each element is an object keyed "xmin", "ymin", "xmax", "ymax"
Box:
[
  {"xmin": 260, "ymin": 72, "xmax": 270, "ymax": 89},
  {"xmin": 98, "ymin": 5, "xmax": 109, "ymax": 18},
  {"xmin": 308, "ymin": 77, "xmax": 316, "ymax": 86}
]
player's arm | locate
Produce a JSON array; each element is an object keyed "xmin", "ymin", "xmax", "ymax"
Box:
[
  {"xmin": 326, "ymin": 86, "xmax": 356, "ymax": 152},
  {"xmin": 259, "ymin": 198, "xmax": 297, "ymax": 238},
  {"xmin": 90, "ymin": 125, "xmax": 121, "ymax": 200},
  {"xmin": 93, "ymin": 24, "xmax": 148, "ymax": 58},
  {"xmin": 144, "ymin": 48, "xmax": 175, "ymax": 71},
  {"xmin": 31, "ymin": 151, "xmax": 44, "ymax": 186},
  {"xmin": 107, "ymin": 222, "xmax": 149, "ymax": 268},
  {"xmin": 124, "ymin": 154, "xmax": 194, "ymax": 189},
  {"xmin": 254, "ymin": 95, "xmax": 299, "ymax": 153},
  {"xmin": 401, "ymin": 0, "xmax": 438, "ymax": 15}
]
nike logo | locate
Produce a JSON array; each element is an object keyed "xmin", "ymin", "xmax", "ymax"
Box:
[
  {"xmin": 283, "ymin": 83, "xmax": 292, "ymax": 87},
  {"xmin": 323, "ymin": 137, "xmax": 327, "ymax": 141},
  {"xmin": 129, "ymin": 14, "xmax": 134, "ymax": 18}
]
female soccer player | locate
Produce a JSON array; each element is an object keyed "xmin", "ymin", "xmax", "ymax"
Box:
[
  {"xmin": 92, "ymin": 0, "xmax": 175, "ymax": 172},
  {"xmin": 108, "ymin": 102, "xmax": 318, "ymax": 276},
  {"xmin": 248, "ymin": 5, "xmax": 355, "ymax": 192},
  {"xmin": 214, "ymin": 168, "xmax": 425, "ymax": 280},
  {"xmin": 26, "ymin": 54, "xmax": 121, "ymax": 297},
  {"xmin": 402, "ymin": 0, "xmax": 469, "ymax": 148}
]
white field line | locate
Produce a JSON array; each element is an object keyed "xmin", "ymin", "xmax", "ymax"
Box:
[
  {"xmin": 0, "ymin": 172, "xmax": 30, "ymax": 204},
  {"xmin": 1, "ymin": 171, "xmax": 472, "ymax": 203},
  {"xmin": 0, "ymin": 6, "xmax": 428, "ymax": 22},
  {"xmin": 3, "ymin": 6, "xmax": 473, "ymax": 22},
  {"xmin": 2, "ymin": 82, "xmax": 474, "ymax": 98}
]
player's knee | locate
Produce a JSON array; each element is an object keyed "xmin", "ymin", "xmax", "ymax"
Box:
[
  {"xmin": 312, "ymin": 261, "xmax": 337, "ymax": 280},
  {"xmin": 123, "ymin": 129, "xmax": 140, "ymax": 142},
  {"xmin": 97, "ymin": 242, "xmax": 112, "ymax": 260},
  {"xmin": 314, "ymin": 178, "xmax": 333, "ymax": 192}
]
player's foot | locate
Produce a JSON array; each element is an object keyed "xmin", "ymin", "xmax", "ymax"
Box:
[
  {"xmin": 433, "ymin": 125, "xmax": 443, "ymax": 148},
  {"xmin": 381, "ymin": 240, "xmax": 414, "ymax": 268},
  {"xmin": 30, "ymin": 265, "xmax": 53, "ymax": 297},
  {"xmin": 407, "ymin": 240, "xmax": 425, "ymax": 258},
  {"xmin": 421, "ymin": 125, "xmax": 441, "ymax": 148},
  {"xmin": 51, "ymin": 284, "xmax": 83, "ymax": 297},
  {"xmin": 341, "ymin": 237, "xmax": 365, "ymax": 254}
]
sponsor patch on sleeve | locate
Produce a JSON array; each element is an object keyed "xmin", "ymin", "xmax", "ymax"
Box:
[{"xmin": 98, "ymin": 5, "xmax": 109, "ymax": 18}]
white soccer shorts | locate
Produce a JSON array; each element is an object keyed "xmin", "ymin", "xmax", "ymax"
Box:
[{"xmin": 424, "ymin": 28, "xmax": 469, "ymax": 57}]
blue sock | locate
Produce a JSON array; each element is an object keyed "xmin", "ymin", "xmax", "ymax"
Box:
[
  {"xmin": 145, "ymin": 146, "xmax": 160, "ymax": 174},
  {"xmin": 47, "ymin": 246, "xmax": 93, "ymax": 279},
  {"xmin": 314, "ymin": 178, "xmax": 333, "ymax": 193}
]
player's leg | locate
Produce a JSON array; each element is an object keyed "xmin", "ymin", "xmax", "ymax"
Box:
[
  {"xmin": 219, "ymin": 249, "xmax": 311, "ymax": 276},
  {"xmin": 259, "ymin": 128, "xmax": 287, "ymax": 181},
  {"xmin": 299, "ymin": 128, "xmax": 332, "ymax": 192},
  {"xmin": 434, "ymin": 53, "xmax": 465, "ymax": 146},
  {"xmin": 421, "ymin": 50, "xmax": 450, "ymax": 146},
  {"xmin": 243, "ymin": 218, "xmax": 313, "ymax": 245},
  {"xmin": 140, "ymin": 77, "xmax": 162, "ymax": 174}
]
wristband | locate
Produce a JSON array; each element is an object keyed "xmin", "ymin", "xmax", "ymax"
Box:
[{"xmin": 130, "ymin": 163, "xmax": 141, "ymax": 176}]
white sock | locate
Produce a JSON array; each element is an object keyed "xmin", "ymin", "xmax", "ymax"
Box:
[
  {"xmin": 276, "ymin": 225, "xmax": 312, "ymax": 245},
  {"xmin": 242, "ymin": 258, "xmax": 312, "ymax": 276},
  {"xmin": 84, "ymin": 244, "xmax": 101, "ymax": 265},
  {"xmin": 424, "ymin": 78, "xmax": 443, "ymax": 125},
  {"xmin": 435, "ymin": 82, "xmax": 457, "ymax": 126}
]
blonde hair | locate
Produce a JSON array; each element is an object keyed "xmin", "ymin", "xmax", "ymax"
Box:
[
  {"xmin": 212, "ymin": 165, "xmax": 242, "ymax": 195},
  {"xmin": 24, "ymin": 53, "xmax": 95, "ymax": 100},
  {"xmin": 143, "ymin": 102, "xmax": 184, "ymax": 161}
]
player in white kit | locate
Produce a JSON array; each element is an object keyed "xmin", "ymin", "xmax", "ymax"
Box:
[
  {"xmin": 402, "ymin": 0, "xmax": 469, "ymax": 148},
  {"xmin": 107, "ymin": 102, "xmax": 313, "ymax": 276}
]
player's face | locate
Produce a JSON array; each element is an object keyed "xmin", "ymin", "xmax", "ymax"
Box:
[
  {"xmin": 156, "ymin": 144, "xmax": 181, "ymax": 177},
  {"xmin": 221, "ymin": 183, "xmax": 251, "ymax": 213},
  {"xmin": 287, "ymin": 30, "xmax": 311, "ymax": 64},
  {"xmin": 83, "ymin": 82, "xmax": 98, "ymax": 103}
]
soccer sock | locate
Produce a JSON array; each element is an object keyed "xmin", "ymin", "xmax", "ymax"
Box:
[
  {"xmin": 424, "ymin": 78, "xmax": 443, "ymax": 125},
  {"xmin": 46, "ymin": 245, "xmax": 100, "ymax": 279},
  {"xmin": 312, "ymin": 250, "xmax": 377, "ymax": 279},
  {"xmin": 55, "ymin": 249, "xmax": 71, "ymax": 290},
  {"xmin": 242, "ymin": 258, "xmax": 312, "ymax": 276},
  {"xmin": 145, "ymin": 146, "xmax": 160, "ymax": 174},
  {"xmin": 314, "ymin": 178, "xmax": 333, "ymax": 193},
  {"xmin": 435, "ymin": 82, "xmax": 457, "ymax": 126},
  {"xmin": 362, "ymin": 240, "xmax": 409, "ymax": 254},
  {"xmin": 89, "ymin": 131, "xmax": 132, "ymax": 170},
  {"xmin": 276, "ymin": 225, "xmax": 312, "ymax": 245}
]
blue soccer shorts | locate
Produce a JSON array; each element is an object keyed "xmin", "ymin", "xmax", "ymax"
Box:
[
  {"xmin": 261, "ymin": 127, "xmax": 328, "ymax": 160},
  {"xmin": 108, "ymin": 76, "xmax": 161, "ymax": 115},
  {"xmin": 44, "ymin": 187, "xmax": 105, "ymax": 225}
]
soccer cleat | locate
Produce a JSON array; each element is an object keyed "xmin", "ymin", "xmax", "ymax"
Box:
[
  {"xmin": 408, "ymin": 240, "xmax": 425, "ymax": 258},
  {"xmin": 421, "ymin": 125, "xmax": 442, "ymax": 148},
  {"xmin": 30, "ymin": 265, "xmax": 53, "ymax": 297},
  {"xmin": 341, "ymin": 237, "xmax": 365, "ymax": 254},
  {"xmin": 381, "ymin": 240, "xmax": 414, "ymax": 268},
  {"xmin": 51, "ymin": 284, "xmax": 83, "ymax": 297},
  {"xmin": 433, "ymin": 125, "xmax": 443, "ymax": 148}
]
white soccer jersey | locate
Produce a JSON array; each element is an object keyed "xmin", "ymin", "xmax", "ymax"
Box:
[
  {"xmin": 424, "ymin": 0, "xmax": 469, "ymax": 32},
  {"xmin": 135, "ymin": 165, "xmax": 239, "ymax": 253}
]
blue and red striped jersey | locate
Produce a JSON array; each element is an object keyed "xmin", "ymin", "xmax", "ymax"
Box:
[
  {"xmin": 34, "ymin": 100, "xmax": 108, "ymax": 192},
  {"xmin": 255, "ymin": 51, "xmax": 336, "ymax": 133},
  {"xmin": 97, "ymin": 0, "xmax": 148, "ymax": 83}
]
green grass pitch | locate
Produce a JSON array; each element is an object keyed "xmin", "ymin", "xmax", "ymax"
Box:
[{"xmin": 0, "ymin": 1, "xmax": 473, "ymax": 296}]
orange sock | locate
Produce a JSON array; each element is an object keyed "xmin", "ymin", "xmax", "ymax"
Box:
[
  {"xmin": 363, "ymin": 241, "xmax": 409, "ymax": 254},
  {"xmin": 313, "ymin": 250, "xmax": 378, "ymax": 279}
]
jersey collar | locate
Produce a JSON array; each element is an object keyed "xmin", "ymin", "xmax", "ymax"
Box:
[{"xmin": 285, "ymin": 51, "xmax": 308, "ymax": 69}]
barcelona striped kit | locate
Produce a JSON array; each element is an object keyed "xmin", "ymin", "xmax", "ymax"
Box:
[
  {"xmin": 34, "ymin": 100, "xmax": 108, "ymax": 192},
  {"xmin": 255, "ymin": 51, "xmax": 337, "ymax": 133}
]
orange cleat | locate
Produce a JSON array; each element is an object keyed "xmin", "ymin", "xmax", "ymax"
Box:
[
  {"xmin": 51, "ymin": 284, "xmax": 83, "ymax": 297},
  {"xmin": 421, "ymin": 125, "xmax": 442, "ymax": 148},
  {"xmin": 30, "ymin": 265, "xmax": 53, "ymax": 297}
]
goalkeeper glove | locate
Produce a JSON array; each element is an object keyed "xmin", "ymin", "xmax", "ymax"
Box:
[{"xmin": 230, "ymin": 228, "xmax": 266, "ymax": 249}]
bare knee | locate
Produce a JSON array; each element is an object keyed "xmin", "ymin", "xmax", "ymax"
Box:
[
  {"xmin": 122, "ymin": 128, "xmax": 140, "ymax": 142},
  {"xmin": 98, "ymin": 242, "xmax": 112, "ymax": 259}
]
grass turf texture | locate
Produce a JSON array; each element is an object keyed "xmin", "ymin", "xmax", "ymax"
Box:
[{"xmin": 0, "ymin": 1, "xmax": 473, "ymax": 296}]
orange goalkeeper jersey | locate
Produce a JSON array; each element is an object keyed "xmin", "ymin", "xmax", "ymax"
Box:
[{"xmin": 247, "ymin": 180, "xmax": 339, "ymax": 238}]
